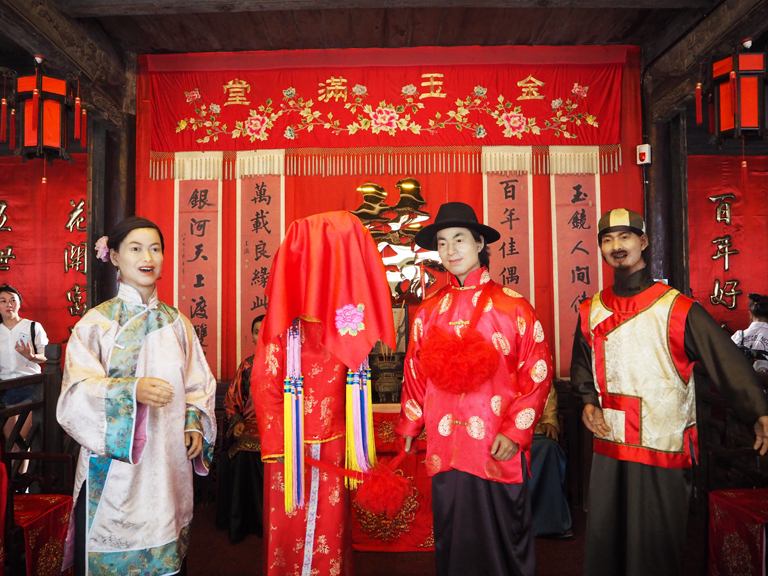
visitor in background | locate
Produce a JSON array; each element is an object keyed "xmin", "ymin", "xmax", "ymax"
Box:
[
  {"xmin": 0, "ymin": 284, "xmax": 48, "ymax": 405},
  {"xmin": 217, "ymin": 314, "xmax": 265, "ymax": 543},
  {"xmin": 732, "ymin": 293, "xmax": 768, "ymax": 373},
  {"xmin": 57, "ymin": 217, "xmax": 217, "ymax": 576},
  {"xmin": 528, "ymin": 385, "xmax": 573, "ymax": 538}
]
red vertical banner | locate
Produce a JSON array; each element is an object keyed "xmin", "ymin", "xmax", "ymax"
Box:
[
  {"xmin": 551, "ymin": 173, "xmax": 602, "ymax": 378},
  {"xmin": 176, "ymin": 179, "xmax": 221, "ymax": 378},
  {"xmin": 485, "ymin": 172, "xmax": 533, "ymax": 302},
  {"xmin": 238, "ymin": 175, "xmax": 283, "ymax": 363}
]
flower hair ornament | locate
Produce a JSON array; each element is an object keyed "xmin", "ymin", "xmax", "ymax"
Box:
[{"xmin": 95, "ymin": 236, "xmax": 110, "ymax": 262}]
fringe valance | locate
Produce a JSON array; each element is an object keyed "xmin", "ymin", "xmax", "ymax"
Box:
[{"xmin": 149, "ymin": 144, "xmax": 622, "ymax": 180}]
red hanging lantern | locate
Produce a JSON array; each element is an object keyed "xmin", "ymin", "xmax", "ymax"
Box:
[
  {"xmin": 15, "ymin": 56, "xmax": 71, "ymax": 162},
  {"xmin": 712, "ymin": 51, "xmax": 766, "ymax": 139}
]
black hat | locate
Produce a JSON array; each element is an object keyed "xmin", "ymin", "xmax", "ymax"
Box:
[{"xmin": 415, "ymin": 202, "xmax": 500, "ymax": 249}]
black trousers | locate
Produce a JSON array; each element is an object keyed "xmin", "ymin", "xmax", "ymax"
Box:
[
  {"xmin": 215, "ymin": 449, "xmax": 265, "ymax": 542},
  {"xmin": 432, "ymin": 466, "xmax": 535, "ymax": 576},
  {"xmin": 74, "ymin": 483, "xmax": 188, "ymax": 576},
  {"xmin": 583, "ymin": 454, "xmax": 692, "ymax": 576}
]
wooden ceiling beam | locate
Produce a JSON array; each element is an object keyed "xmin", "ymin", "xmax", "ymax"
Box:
[
  {"xmin": 647, "ymin": 0, "xmax": 768, "ymax": 123},
  {"xmin": 57, "ymin": 0, "xmax": 713, "ymax": 18},
  {"xmin": 0, "ymin": 0, "xmax": 127, "ymax": 129}
]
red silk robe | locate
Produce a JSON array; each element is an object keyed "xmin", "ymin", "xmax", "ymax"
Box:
[
  {"xmin": 396, "ymin": 267, "xmax": 552, "ymax": 484},
  {"xmin": 252, "ymin": 320, "xmax": 352, "ymax": 576}
]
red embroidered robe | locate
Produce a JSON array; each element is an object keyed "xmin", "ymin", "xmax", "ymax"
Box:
[{"xmin": 396, "ymin": 267, "xmax": 552, "ymax": 483}]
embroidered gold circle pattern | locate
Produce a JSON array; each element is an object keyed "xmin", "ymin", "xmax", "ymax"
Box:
[
  {"xmin": 491, "ymin": 395, "xmax": 503, "ymax": 416},
  {"xmin": 515, "ymin": 408, "xmax": 536, "ymax": 430},
  {"xmin": 438, "ymin": 293, "xmax": 453, "ymax": 314},
  {"xmin": 438, "ymin": 414, "xmax": 455, "ymax": 436},
  {"xmin": 467, "ymin": 416, "xmax": 485, "ymax": 439},
  {"xmin": 409, "ymin": 358, "xmax": 418, "ymax": 380},
  {"xmin": 426, "ymin": 454, "xmax": 443, "ymax": 474},
  {"xmin": 413, "ymin": 318, "xmax": 424, "ymax": 341},
  {"xmin": 503, "ymin": 287, "xmax": 523, "ymax": 298},
  {"xmin": 530, "ymin": 359, "xmax": 548, "ymax": 383},
  {"xmin": 405, "ymin": 399, "xmax": 423, "ymax": 421},
  {"xmin": 485, "ymin": 459, "xmax": 503, "ymax": 480},
  {"xmin": 492, "ymin": 332, "xmax": 511, "ymax": 355},
  {"xmin": 533, "ymin": 320, "xmax": 545, "ymax": 343},
  {"xmin": 480, "ymin": 270, "xmax": 491, "ymax": 284},
  {"xmin": 517, "ymin": 316, "xmax": 527, "ymax": 335}
]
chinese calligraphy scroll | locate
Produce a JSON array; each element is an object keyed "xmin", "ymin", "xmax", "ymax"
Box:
[
  {"xmin": 688, "ymin": 156, "xmax": 768, "ymax": 328},
  {"xmin": 237, "ymin": 170, "xmax": 283, "ymax": 364},
  {"xmin": 551, "ymin": 172, "xmax": 602, "ymax": 378},
  {"xmin": 484, "ymin": 147, "xmax": 534, "ymax": 303},
  {"xmin": 176, "ymin": 179, "xmax": 222, "ymax": 378}
]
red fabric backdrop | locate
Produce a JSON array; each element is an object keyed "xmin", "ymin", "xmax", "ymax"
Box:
[
  {"xmin": 136, "ymin": 47, "xmax": 643, "ymax": 381},
  {"xmin": 0, "ymin": 155, "xmax": 88, "ymax": 349},
  {"xmin": 148, "ymin": 46, "xmax": 624, "ymax": 153},
  {"xmin": 688, "ymin": 155, "xmax": 768, "ymax": 329}
]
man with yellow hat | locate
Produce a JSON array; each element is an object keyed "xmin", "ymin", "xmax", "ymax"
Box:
[{"xmin": 571, "ymin": 208, "xmax": 768, "ymax": 576}]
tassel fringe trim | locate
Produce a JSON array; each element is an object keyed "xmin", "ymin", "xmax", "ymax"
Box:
[{"xmin": 149, "ymin": 144, "xmax": 622, "ymax": 181}]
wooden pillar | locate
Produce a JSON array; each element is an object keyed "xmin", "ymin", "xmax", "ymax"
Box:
[
  {"xmin": 42, "ymin": 343, "xmax": 63, "ymax": 453},
  {"xmin": 644, "ymin": 117, "xmax": 672, "ymax": 283},
  {"xmin": 86, "ymin": 122, "xmax": 107, "ymax": 308},
  {"xmin": 669, "ymin": 113, "xmax": 689, "ymax": 295}
]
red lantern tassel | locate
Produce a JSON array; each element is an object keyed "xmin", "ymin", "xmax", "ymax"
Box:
[
  {"xmin": 31, "ymin": 88, "xmax": 39, "ymax": 132},
  {"xmin": 9, "ymin": 109, "xmax": 15, "ymax": 151},
  {"xmin": 0, "ymin": 98, "xmax": 6, "ymax": 142},
  {"xmin": 695, "ymin": 83, "xmax": 703, "ymax": 125},
  {"xmin": 742, "ymin": 138, "xmax": 748, "ymax": 192},
  {"xmin": 42, "ymin": 161, "xmax": 47, "ymax": 188},
  {"xmin": 729, "ymin": 71, "xmax": 737, "ymax": 118},
  {"xmin": 80, "ymin": 108, "xmax": 87, "ymax": 149},
  {"xmin": 74, "ymin": 97, "xmax": 81, "ymax": 140}
]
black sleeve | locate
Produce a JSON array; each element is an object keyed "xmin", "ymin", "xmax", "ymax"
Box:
[
  {"xmin": 570, "ymin": 315, "xmax": 600, "ymax": 407},
  {"xmin": 684, "ymin": 302, "xmax": 768, "ymax": 426}
]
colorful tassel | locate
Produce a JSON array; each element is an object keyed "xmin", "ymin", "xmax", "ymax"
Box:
[
  {"xmin": 283, "ymin": 320, "xmax": 305, "ymax": 513},
  {"xmin": 345, "ymin": 358, "xmax": 376, "ymax": 489},
  {"xmin": 74, "ymin": 97, "xmax": 81, "ymax": 140},
  {"xmin": 9, "ymin": 109, "xmax": 15, "ymax": 151},
  {"xmin": 695, "ymin": 83, "xmax": 703, "ymax": 125},
  {"xmin": 0, "ymin": 98, "xmax": 6, "ymax": 143},
  {"xmin": 81, "ymin": 108, "xmax": 87, "ymax": 149}
]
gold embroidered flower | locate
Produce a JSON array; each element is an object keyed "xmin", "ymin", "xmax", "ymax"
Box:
[
  {"xmin": 492, "ymin": 332, "xmax": 511, "ymax": 355},
  {"xmin": 515, "ymin": 408, "xmax": 536, "ymax": 430},
  {"xmin": 467, "ymin": 416, "xmax": 485, "ymax": 440},
  {"xmin": 438, "ymin": 414, "xmax": 455, "ymax": 436}
]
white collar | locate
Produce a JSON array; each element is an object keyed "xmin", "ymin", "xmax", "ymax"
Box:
[{"xmin": 117, "ymin": 282, "xmax": 159, "ymax": 309}]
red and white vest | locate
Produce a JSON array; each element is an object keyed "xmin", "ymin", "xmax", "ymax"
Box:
[{"xmin": 579, "ymin": 282, "xmax": 698, "ymax": 469}]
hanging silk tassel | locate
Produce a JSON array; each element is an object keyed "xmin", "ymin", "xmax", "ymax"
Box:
[
  {"xmin": 695, "ymin": 63, "xmax": 703, "ymax": 126},
  {"xmin": 283, "ymin": 320, "xmax": 305, "ymax": 513},
  {"xmin": 9, "ymin": 109, "xmax": 15, "ymax": 151},
  {"xmin": 695, "ymin": 83, "xmax": 703, "ymax": 125},
  {"xmin": 345, "ymin": 359, "xmax": 376, "ymax": 489},
  {"xmin": 729, "ymin": 70, "xmax": 737, "ymax": 119},
  {"xmin": 81, "ymin": 108, "xmax": 87, "ymax": 149},
  {"xmin": 0, "ymin": 98, "xmax": 6, "ymax": 143},
  {"xmin": 741, "ymin": 137, "xmax": 748, "ymax": 192},
  {"xmin": 74, "ymin": 99, "xmax": 81, "ymax": 140},
  {"xmin": 42, "ymin": 160, "xmax": 47, "ymax": 187}
]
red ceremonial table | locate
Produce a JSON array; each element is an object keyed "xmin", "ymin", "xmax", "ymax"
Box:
[
  {"xmin": 352, "ymin": 407, "xmax": 434, "ymax": 552},
  {"xmin": 709, "ymin": 488, "xmax": 768, "ymax": 576}
]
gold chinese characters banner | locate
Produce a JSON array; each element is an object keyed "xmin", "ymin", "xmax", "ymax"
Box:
[
  {"xmin": 146, "ymin": 46, "xmax": 626, "ymax": 178},
  {"xmin": 688, "ymin": 156, "xmax": 768, "ymax": 329}
]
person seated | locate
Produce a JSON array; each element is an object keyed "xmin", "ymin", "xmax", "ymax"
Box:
[
  {"xmin": 528, "ymin": 385, "xmax": 573, "ymax": 538},
  {"xmin": 0, "ymin": 284, "xmax": 48, "ymax": 408},
  {"xmin": 732, "ymin": 293, "xmax": 768, "ymax": 374},
  {"xmin": 216, "ymin": 315, "xmax": 265, "ymax": 543}
]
